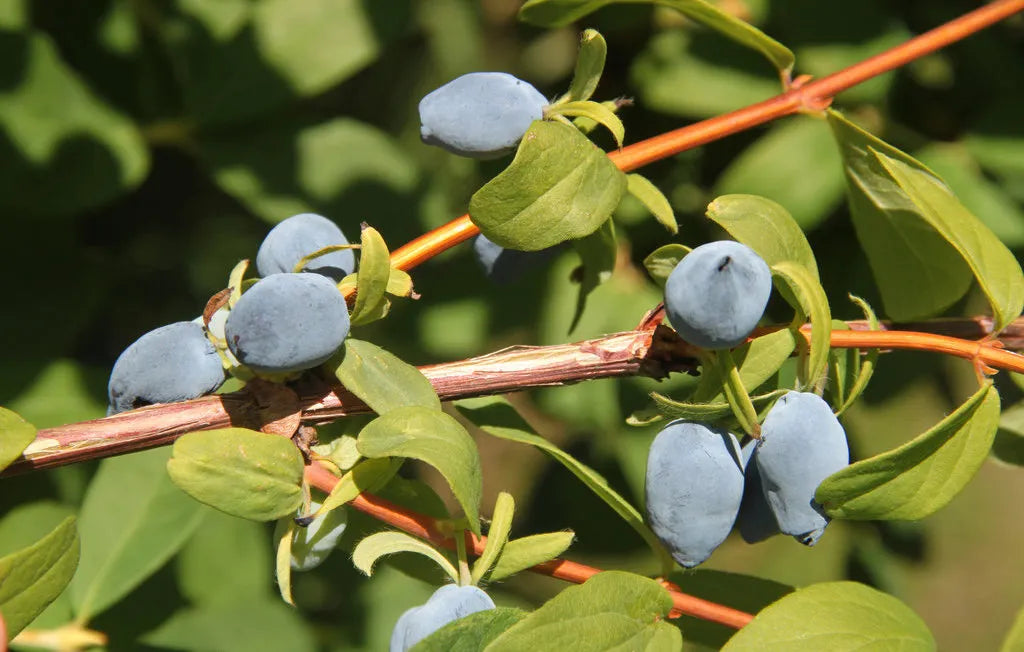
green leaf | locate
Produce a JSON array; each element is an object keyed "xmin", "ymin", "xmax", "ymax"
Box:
[
  {"xmin": 566, "ymin": 29, "xmax": 606, "ymax": 103},
  {"xmin": 70, "ymin": 447, "xmax": 205, "ymax": 621},
  {"xmin": 454, "ymin": 397, "xmax": 669, "ymax": 570},
  {"xmin": 141, "ymin": 599, "xmax": 317, "ymax": 652},
  {"xmin": 706, "ymin": 194, "xmax": 818, "ymax": 280},
  {"xmin": 488, "ymin": 571, "xmax": 677, "ymax": 651},
  {"xmin": 351, "ymin": 531, "xmax": 458, "ymax": 583},
  {"xmin": 166, "ymin": 428, "xmax": 305, "ymax": 522},
  {"xmin": 651, "ymin": 389, "xmax": 786, "ymax": 423},
  {"xmin": 714, "ymin": 118, "xmax": 846, "ymax": 231},
  {"xmin": 177, "ymin": 509, "xmax": 271, "ymax": 607},
  {"xmin": 642, "ymin": 244, "xmax": 690, "ymax": 287},
  {"xmin": 469, "ymin": 120, "xmax": 627, "ymax": 251},
  {"xmin": 832, "ymin": 295, "xmax": 880, "ymax": 416},
  {"xmin": 817, "ymin": 383, "xmax": 1000, "ymax": 520},
  {"xmin": 1001, "ymin": 603, "xmax": 1024, "ymax": 652},
  {"xmin": 770, "ymin": 260, "xmax": 831, "ymax": 389},
  {"xmin": 828, "ymin": 110, "xmax": 974, "ymax": 322},
  {"xmin": 358, "ymin": 407, "xmax": 482, "ymax": 534},
  {"xmin": 273, "ymin": 517, "xmax": 295, "ymax": 606},
  {"xmin": 0, "ymin": 31, "xmax": 148, "ymax": 217},
  {"xmin": 627, "ymin": 174, "xmax": 677, "ymax": 234},
  {"xmin": 993, "ymin": 400, "xmax": 1024, "ymax": 467},
  {"xmin": 570, "ymin": 219, "xmax": 618, "ymax": 334},
  {"xmin": 387, "ymin": 268, "xmax": 415, "ymax": 298},
  {"xmin": 692, "ymin": 329, "xmax": 798, "ymax": 403},
  {"xmin": 0, "ymin": 516, "xmax": 78, "ymax": 638},
  {"xmin": 490, "ymin": 531, "xmax": 576, "ymax": 582},
  {"xmin": 874, "ymin": 149, "xmax": 1024, "ymax": 332},
  {"xmin": 722, "ymin": 581, "xmax": 935, "ymax": 651},
  {"xmin": 519, "ymin": 0, "xmax": 793, "ymax": 77},
  {"xmin": 0, "ymin": 407, "xmax": 36, "ymax": 473},
  {"xmin": 227, "ymin": 259, "xmax": 250, "ymax": 309},
  {"xmin": 413, "ymin": 607, "xmax": 528, "ymax": 652},
  {"xmin": 334, "ymin": 339, "xmax": 441, "ymax": 416},
  {"xmin": 350, "ymin": 226, "xmax": 392, "ymax": 326},
  {"xmin": 548, "ymin": 100, "xmax": 625, "ymax": 148},
  {"xmin": 471, "ymin": 492, "xmax": 515, "ymax": 585},
  {"xmin": 314, "ymin": 457, "xmax": 402, "ymax": 517}
]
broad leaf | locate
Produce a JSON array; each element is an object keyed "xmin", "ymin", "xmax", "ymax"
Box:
[
  {"xmin": 167, "ymin": 428, "xmax": 305, "ymax": 522},
  {"xmin": 875, "ymin": 149, "xmax": 1024, "ymax": 332},
  {"xmin": 642, "ymin": 243, "xmax": 689, "ymax": 287},
  {"xmin": 488, "ymin": 571, "xmax": 677, "ymax": 651},
  {"xmin": 829, "ymin": 110, "xmax": 973, "ymax": 322},
  {"xmin": 518, "ymin": 0, "xmax": 793, "ymax": 77},
  {"xmin": 414, "ymin": 607, "xmax": 527, "ymax": 652},
  {"xmin": 770, "ymin": 260, "xmax": 831, "ymax": 389},
  {"xmin": 0, "ymin": 515, "xmax": 78, "ymax": 638},
  {"xmin": 358, "ymin": 407, "xmax": 482, "ymax": 534},
  {"xmin": 627, "ymin": 174, "xmax": 677, "ymax": 234},
  {"xmin": 490, "ymin": 531, "xmax": 575, "ymax": 582},
  {"xmin": 706, "ymin": 194, "xmax": 819, "ymax": 280},
  {"xmin": 351, "ymin": 531, "xmax": 458, "ymax": 583},
  {"xmin": 455, "ymin": 397, "xmax": 669, "ymax": 569},
  {"xmin": 71, "ymin": 448, "xmax": 205, "ymax": 621},
  {"xmin": 177, "ymin": 509, "xmax": 271, "ymax": 607},
  {"xmin": 350, "ymin": 226, "xmax": 392, "ymax": 326},
  {"xmin": 334, "ymin": 339, "xmax": 441, "ymax": 415},
  {"xmin": 141, "ymin": 599, "xmax": 317, "ymax": 652},
  {"xmin": 722, "ymin": 581, "xmax": 935, "ymax": 651},
  {"xmin": 0, "ymin": 407, "xmax": 36, "ymax": 472},
  {"xmin": 817, "ymin": 383, "xmax": 999, "ymax": 520},
  {"xmin": 469, "ymin": 120, "xmax": 626, "ymax": 251},
  {"xmin": 567, "ymin": 29, "xmax": 606, "ymax": 103}
]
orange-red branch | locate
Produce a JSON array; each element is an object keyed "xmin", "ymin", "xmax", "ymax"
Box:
[
  {"xmin": 304, "ymin": 463, "xmax": 755, "ymax": 630},
  {"xmin": 381, "ymin": 0, "xmax": 1024, "ymax": 278}
]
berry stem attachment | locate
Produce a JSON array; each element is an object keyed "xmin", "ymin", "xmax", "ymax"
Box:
[
  {"xmin": 455, "ymin": 529, "xmax": 472, "ymax": 587},
  {"xmin": 715, "ymin": 349, "xmax": 762, "ymax": 438}
]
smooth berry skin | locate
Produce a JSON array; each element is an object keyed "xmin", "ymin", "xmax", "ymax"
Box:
[
  {"xmin": 663, "ymin": 241, "xmax": 772, "ymax": 350},
  {"xmin": 755, "ymin": 391, "xmax": 849, "ymax": 546},
  {"xmin": 737, "ymin": 439, "xmax": 780, "ymax": 544},
  {"xmin": 107, "ymin": 322, "xmax": 225, "ymax": 415},
  {"xmin": 281, "ymin": 500, "xmax": 347, "ymax": 572},
  {"xmin": 389, "ymin": 585, "xmax": 495, "ymax": 652},
  {"xmin": 645, "ymin": 420, "xmax": 744, "ymax": 568},
  {"xmin": 225, "ymin": 273, "xmax": 350, "ymax": 374},
  {"xmin": 419, "ymin": 72, "xmax": 549, "ymax": 159},
  {"xmin": 256, "ymin": 213, "xmax": 355, "ymax": 282},
  {"xmin": 473, "ymin": 234, "xmax": 559, "ymax": 284}
]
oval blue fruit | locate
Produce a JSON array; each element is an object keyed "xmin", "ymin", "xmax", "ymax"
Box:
[
  {"xmin": 645, "ymin": 420, "xmax": 744, "ymax": 568},
  {"xmin": 473, "ymin": 234, "xmax": 559, "ymax": 284},
  {"xmin": 755, "ymin": 391, "xmax": 849, "ymax": 546},
  {"xmin": 390, "ymin": 584, "xmax": 495, "ymax": 651},
  {"xmin": 225, "ymin": 273, "xmax": 350, "ymax": 374},
  {"xmin": 663, "ymin": 241, "xmax": 772, "ymax": 350},
  {"xmin": 737, "ymin": 439, "xmax": 780, "ymax": 544},
  {"xmin": 256, "ymin": 213, "xmax": 355, "ymax": 282},
  {"xmin": 419, "ymin": 72, "xmax": 549, "ymax": 159},
  {"xmin": 107, "ymin": 321, "xmax": 225, "ymax": 415}
]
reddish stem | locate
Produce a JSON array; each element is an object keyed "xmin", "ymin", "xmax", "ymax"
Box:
[
  {"xmin": 304, "ymin": 464, "xmax": 754, "ymax": 630},
  {"xmin": 381, "ymin": 0, "xmax": 1024, "ymax": 277}
]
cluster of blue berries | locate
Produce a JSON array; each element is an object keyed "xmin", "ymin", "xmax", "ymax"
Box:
[
  {"xmin": 646, "ymin": 240, "xmax": 850, "ymax": 566},
  {"xmin": 107, "ymin": 213, "xmax": 354, "ymax": 414}
]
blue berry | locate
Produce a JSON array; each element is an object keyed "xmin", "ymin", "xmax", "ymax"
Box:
[
  {"xmin": 225, "ymin": 273, "xmax": 350, "ymax": 374},
  {"xmin": 107, "ymin": 322, "xmax": 225, "ymax": 415},
  {"xmin": 419, "ymin": 72, "xmax": 549, "ymax": 159},
  {"xmin": 256, "ymin": 213, "xmax": 355, "ymax": 282},
  {"xmin": 737, "ymin": 439, "xmax": 780, "ymax": 544},
  {"xmin": 663, "ymin": 241, "xmax": 772, "ymax": 350},
  {"xmin": 473, "ymin": 234, "xmax": 559, "ymax": 284},
  {"xmin": 755, "ymin": 392, "xmax": 849, "ymax": 546},
  {"xmin": 645, "ymin": 420, "xmax": 744, "ymax": 567},
  {"xmin": 389, "ymin": 584, "xmax": 495, "ymax": 651}
]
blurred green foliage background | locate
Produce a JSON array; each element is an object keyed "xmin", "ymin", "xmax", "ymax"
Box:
[{"xmin": 2, "ymin": 0, "xmax": 1023, "ymax": 650}]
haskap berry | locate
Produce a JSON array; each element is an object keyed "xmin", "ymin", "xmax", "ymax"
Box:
[
  {"xmin": 663, "ymin": 241, "xmax": 772, "ymax": 350},
  {"xmin": 256, "ymin": 213, "xmax": 355, "ymax": 282},
  {"xmin": 225, "ymin": 273, "xmax": 350, "ymax": 374},
  {"xmin": 737, "ymin": 439, "xmax": 781, "ymax": 544},
  {"xmin": 755, "ymin": 391, "xmax": 849, "ymax": 546},
  {"xmin": 107, "ymin": 321, "xmax": 225, "ymax": 415},
  {"xmin": 389, "ymin": 584, "xmax": 495, "ymax": 651},
  {"xmin": 645, "ymin": 420, "xmax": 745, "ymax": 567},
  {"xmin": 419, "ymin": 72, "xmax": 549, "ymax": 159},
  {"xmin": 473, "ymin": 233, "xmax": 559, "ymax": 284}
]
